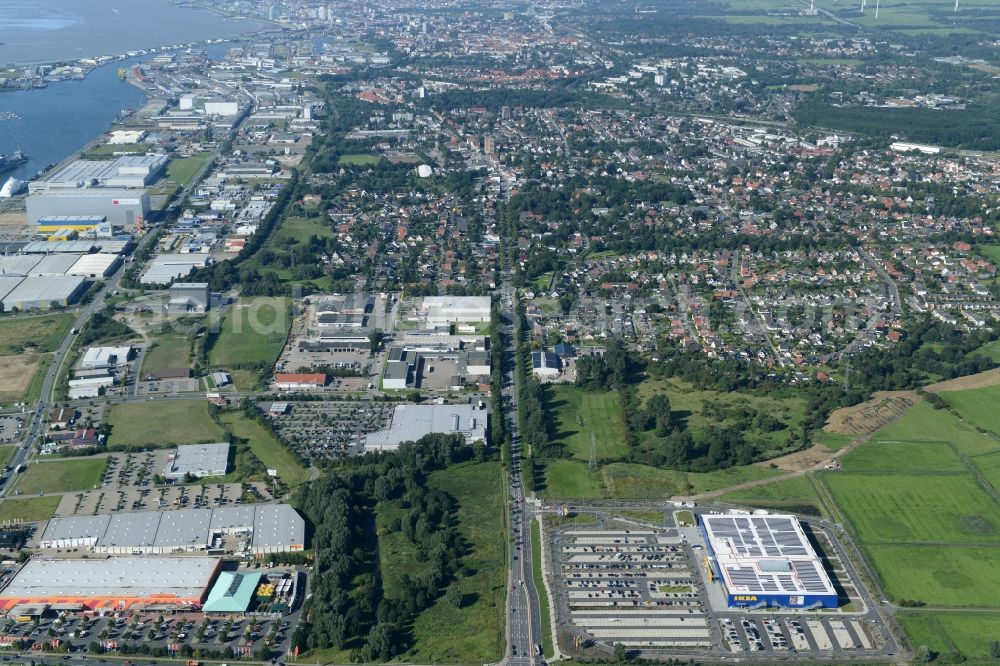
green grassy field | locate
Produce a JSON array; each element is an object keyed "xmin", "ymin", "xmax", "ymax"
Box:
[
  {"xmin": 0, "ymin": 496, "xmax": 60, "ymax": 522},
  {"xmin": 14, "ymin": 458, "xmax": 106, "ymax": 495},
  {"xmin": 839, "ymin": 440, "xmax": 966, "ymax": 474},
  {"xmin": 219, "ymin": 412, "xmax": 309, "ymax": 486},
  {"xmin": 940, "ymin": 384, "xmax": 1000, "ymax": 439},
  {"xmin": 107, "ymin": 400, "xmax": 225, "ymax": 448},
  {"xmin": 141, "ymin": 336, "xmax": 190, "ymax": 375},
  {"xmin": 899, "ymin": 612, "xmax": 1000, "ymax": 662},
  {"xmin": 970, "ymin": 450, "xmax": 1000, "ymax": 493},
  {"xmin": 209, "ymin": 297, "xmax": 289, "ymax": 368},
  {"xmin": 0, "ymin": 314, "xmax": 74, "ymax": 354},
  {"xmin": 870, "ymin": 399, "xmax": 1000, "ymax": 456},
  {"xmin": 868, "ymin": 544, "xmax": 1000, "ymax": 607},
  {"xmin": 542, "ymin": 459, "xmax": 604, "ymax": 500},
  {"xmin": 546, "ymin": 385, "xmax": 629, "ymax": 461},
  {"xmin": 165, "ymin": 152, "xmax": 211, "ymax": 188},
  {"xmin": 0, "ymin": 447, "xmax": 15, "ymax": 469},
  {"xmin": 268, "ymin": 217, "xmax": 333, "ymax": 247},
  {"xmin": 824, "ymin": 473, "xmax": 1000, "ymax": 543},
  {"xmin": 717, "ymin": 475, "xmax": 825, "ymax": 515},
  {"xmin": 338, "ymin": 154, "xmax": 381, "ymax": 166},
  {"xmin": 811, "ymin": 430, "xmax": 854, "ymax": 451},
  {"xmin": 598, "ymin": 462, "xmax": 781, "ymax": 499},
  {"xmin": 384, "ymin": 462, "xmax": 505, "ymax": 663}
]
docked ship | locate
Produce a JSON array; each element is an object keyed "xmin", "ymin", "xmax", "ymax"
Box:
[
  {"xmin": 0, "ymin": 177, "xmax": 26, "ymax": 198},
  {"xmin": 0, "ymin": 149, "xmax": 27, "ymax": 174}
]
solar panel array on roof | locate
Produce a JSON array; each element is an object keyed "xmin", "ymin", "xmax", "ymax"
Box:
[{"xmin": 702, "ymin": 512, "xmax": 836, "ymax": 599}]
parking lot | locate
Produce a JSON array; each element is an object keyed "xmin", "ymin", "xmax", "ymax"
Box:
[
  {"xmin": 546, "ymin": 510, "xmax": 894, "ymax": 661},
  {"xmin": 0, "ymin": 415, "xmax": 24, "ymax": 443},
  {"xmin": 55, "ymin": 480, "xmax": 270, "ymax": 518},
  {"xmin": 264, "ymin": 400, "xmax": 393, "ymax": 462}
]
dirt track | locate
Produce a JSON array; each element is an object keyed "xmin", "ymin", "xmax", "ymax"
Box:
[{"xmin": 925, "ymin": 368, "xmax": 1000, "ymax": 394}]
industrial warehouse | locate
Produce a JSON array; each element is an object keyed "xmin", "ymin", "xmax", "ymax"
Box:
[
  {"xmin": 0, "ymin": 557, "xmax": 222, "ymax": 612},
  {"xmin": 700, "ymin": 512, "xmax": 838, "ymax": 609},
  {"xmin": 38, "ymin": 504, "xmax": 304, "ymax": 555}
]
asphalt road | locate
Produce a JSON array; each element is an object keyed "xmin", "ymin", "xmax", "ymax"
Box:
[{"xmin": 498, "ymin": 273, "xmax": 544, "ymax": 666}]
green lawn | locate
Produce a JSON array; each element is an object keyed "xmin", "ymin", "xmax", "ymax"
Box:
[
  {"xmin": 209, "ymin": 297, "xmax": 289, "ymax": 368},
  {"xmin": 107, "ymin": 400, "xmax": 225, "ymax": 448},
  {"xmin": 268, "ymin": 217, "xmax": 333, "ymax": 247},
  {"xmin": 546, "ymin": 385, "xmax": 629, "ymax": 461},
  {"xmin": 812, "ymin": 430, "xmax": 854, "ymax": 451},
  {"xmin": 14, "ymin": 458, "xmax": 106, "ymax": 494},
  {"xmin": 869, "ymin": 544, "xmax": 1000, "ymax": 607},
  {"xmin": 940, "ymin": 384, "xmax": 1000, "ymax": 440},
  {"xmin": 338, "ymin": 154, "xmax": 381, "ymax": 166},
  {"xmin": 0, "ymin": 447, "xmax": 15, "ymax": 469},
  {"xmin": 899, "ymin": 612, "xmax": 1000, "ymax": 662},
  {"xmin": 542, "ymin": 459, "xmax": 604, "ymax": 500},
  {"xmin": 387, "ymin": 462, "xmax": 505, "ymax": 664},
  {"xmin": 0, "ymin": 314, "xmax": 74, "ymax": 354},
  {"xmin": 601, "ymin": 463, "xmax": 690, "ymax": 498},
  {"xmin": 871, "ymin": 399, "xmax": 1000, "ymax": 457},
  {"xmin": 839, "ymin": 440, "xmax": 966, "ymax": 475},
  {"xmin": 219, "ymin": 412, "xmax": 309, "ymax": 486},
  {"xmin": 0, "ymin": 496, "xmax": 60, "ymax": 522},
  {"xmin": 717, "ymin": 475, "xmax": 825, "ymax": 515},
  {"xmin": 165, "ymin": 152, "xmax": 211, "ymax": 188},
  {"xmin": 824, "ymin": 473, "xmax": 1000, "ymax": 544},
  {"xmin": 970, "ymin": 451, "xmax": 1000, "ymax": 493},
  {"xmin": 141, "ymin": 336, "xmax": 190, "ymax": 375}
]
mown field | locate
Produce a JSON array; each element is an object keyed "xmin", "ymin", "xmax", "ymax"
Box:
[
  {"xmin": 141, "ymin": 335, "xmax": 190, "ymax": 375},
  {"xmin": 107, "ymin": 399, "xmax": 225, "ymax": 448},
  {"xmin": 209, "ymin": 297, "xmax": 289, "ymax": 368},
  {"xmin": 545, "ymin": 385, "xmax": 629, "ymax": 461},
  {"xmin": 0, "ymin": 496, "xmax": 60, "ymax": 522},
  {"xmin": 820, "ymin": 388, "xmax": 1000, "ymax": 660},
  {"xmin": 14, "ymin": 458, "xmax": 106, "ymax": 495}
]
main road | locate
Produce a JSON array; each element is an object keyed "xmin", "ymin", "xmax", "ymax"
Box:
[{"xmin": 498, "ymin": 271, "xmax": 545, "ymax": 666}]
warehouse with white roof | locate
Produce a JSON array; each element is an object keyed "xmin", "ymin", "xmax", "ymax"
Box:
[
  {"xmin": 39, "ymin": 504, "xmax": 305, "ymax": 555},
  {"xmin": 700, "ymin": 512, "xmax": 838, "ymax": 609}
]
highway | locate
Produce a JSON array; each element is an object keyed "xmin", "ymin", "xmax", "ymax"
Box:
[{"xmin": 498, "ymin": 272, "xmax": 545, "ymax": 666}]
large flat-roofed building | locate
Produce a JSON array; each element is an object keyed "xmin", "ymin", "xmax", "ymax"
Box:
[
  {"xmin": 30, "ymin": 155, "xmax": 168, "ymax": 191},
  {"xmin": 700, "ymin": 512, "xmax": 838, "ymax": 609},
  {"xmin": 2, "ymin": 276, "xmax": 87, "ymax": 311},
  {"xmin": 81, "ymin": 346, "xmax": 132, "ymax": 370},
  {"xmin": 165, "ymin": 443, "xmax": 230, "ymax": 480},
  {"xmin": 168, "ymin": 282, "xmax": 210, "ymax": 313},
  {"xmin": 202, "ymin": 571, "xmax": 262, "ymax": 613},
  {"xmin": 0, "ymin": 557, "xmax": 222, "ymax": 611},
  {"xmin": 365, "ymin": 404, "xmax": 487, "ymax": 452},
  {"xmin": 418, "ymin": 296, "xmax": 491, "ymax": 327},
  {"xmin": 26, "ymin": 189, "xmax": 151, "ymax": 228},
  {"xmin": 39, "ymin": 505, "xmax": 305, "ymax": 555},
  {"xmin": 140, "ymin": 254, "xmax": 210, "ymax": 285}
]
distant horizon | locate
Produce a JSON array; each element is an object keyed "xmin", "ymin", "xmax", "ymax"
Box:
[{"xmin": 0, "ymin": 0, "xmax": 266, "ymax": 66}]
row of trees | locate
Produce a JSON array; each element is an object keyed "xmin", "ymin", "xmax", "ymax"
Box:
[{"xmin": 292, "ymin": 434, "xmax": 472, "ymax": 662}]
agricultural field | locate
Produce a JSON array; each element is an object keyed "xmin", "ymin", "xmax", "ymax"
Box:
[
  {"xmin": 14, "ymin": 458, "xmax": 106, "ymax": 495},
  {"xmin": 593, "ymin": 462, "xmax": 781, "ymax": 499},
  {"xmin": 871, "ymin": 398, "xmax": 1000, "ymax": 456},
  {"xmin": 545, "ymin": 385, "xmax": 629, "ymax": 461},
  {"xmin": 380, "ymin": 462, "xmax": 505, "ymax": 664},
  {"xmin": 219, "ymin": 412, "xmax": 309, "ymax": 486},
  {"xmin": 0, "ymin": 314, "xmax": 74, "ymax": 355},
  {"xmin": 824, "ymin": 473, "xmax": 1000, "ymax": 544},
  {"xmin": 0, "ymin": 496, "xmax": 60, "ymax": 523},
  {"xmin": 141, "ymin": 335, "xmax": 190, "ymax": 375},
  {"xmin": 717, "ymin": 475, "xmax": 825, "ymax": 515},
  {"xmin": 940, "ymin": 384, "xmax": 1000, "ymax": 439},
  {"xmin": 899, "ymin": 612, "xmax": 1000, "ymax": 662},
  {"xmin": 209, "ymin": 297, "xmax": 290, "ymax": 368},
  {"xmin": 106, "ymin": 399, "xmax": 225, "ymax": 448},
  {"xmin": 839, "ymin": 440, "xmax": 966, "ymax": 475},
  {"xmin": 868, "ymin": 544, "xmax": 1000, "ymax": 608}
]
